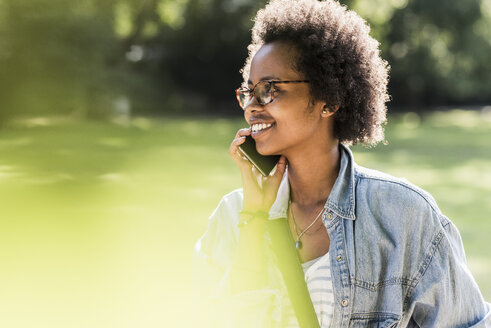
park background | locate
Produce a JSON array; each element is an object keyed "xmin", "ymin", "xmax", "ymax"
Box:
[{"xmin": 0, "ymin": 0, "xmax": 490, "ymax": 327}]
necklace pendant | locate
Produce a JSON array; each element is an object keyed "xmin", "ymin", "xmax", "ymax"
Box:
[{"xmin": 295, "ymin": 240, "xmax": 302, "ymax": 249}]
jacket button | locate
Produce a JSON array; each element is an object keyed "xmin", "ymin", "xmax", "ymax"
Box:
[
  {"xmin": 341, "ymin": 299, "xmax": 349, "ymax": 307},
  {"xmin": 325, "ymin": 213, "xmax": 332, "ymax": 220},
  {"xmin": 336, "ymin": 255, "xmax": 343, "ymax": 262}
]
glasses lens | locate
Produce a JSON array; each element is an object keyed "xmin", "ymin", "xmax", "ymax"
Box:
[
  {"xmin": 237, "ymin": 89, "xmax": 251, "ymax": 108},
  {"xmin": 255, "ymin": 82, "xmax": 273, "ymax": 105}
]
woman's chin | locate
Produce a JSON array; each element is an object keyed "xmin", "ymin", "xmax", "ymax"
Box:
[{"xmin": 256, "ymin": 145, "xmax": 279, "ymax": 156}]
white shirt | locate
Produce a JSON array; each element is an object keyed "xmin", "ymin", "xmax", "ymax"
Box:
[{"xmin": 285, "ymin": 252, "xmax": 334, "ymax": 327}]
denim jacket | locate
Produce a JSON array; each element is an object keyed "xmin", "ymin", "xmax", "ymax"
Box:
[{"xmin": 194, "ymin": 144, "xmax": 490, "ymax": 327}]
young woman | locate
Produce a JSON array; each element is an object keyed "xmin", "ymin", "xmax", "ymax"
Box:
[{"xmin": 194, "ymin": 0, "xmax": 490, "ymax": 327}]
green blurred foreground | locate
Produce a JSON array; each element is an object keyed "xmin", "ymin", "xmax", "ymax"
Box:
[{"xmin": 0, "ymin": 110, "xmax": 490, "ymax": 327}]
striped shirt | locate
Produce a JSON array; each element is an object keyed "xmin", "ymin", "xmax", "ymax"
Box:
[{"xmin": 285, "ymin": 252, "xmax": 334, "ymax": 327}]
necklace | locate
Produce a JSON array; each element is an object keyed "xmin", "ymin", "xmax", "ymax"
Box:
[{"xmin": 288, "ymin": 200, "xmax": 326, "ymax": 250}]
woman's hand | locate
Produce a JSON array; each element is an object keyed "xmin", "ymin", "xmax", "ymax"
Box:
[{"xmin": 229, "ymin": 128, "xmax": 287, "ymax": 213}]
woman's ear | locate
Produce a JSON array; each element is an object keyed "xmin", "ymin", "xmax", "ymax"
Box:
[{"xmin": 321, "ymin": 105, "xmax": 339, "ymax": 117}]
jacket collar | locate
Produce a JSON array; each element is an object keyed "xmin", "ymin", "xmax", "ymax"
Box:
[{"xmin": 268, "ymin": 143, "xmax": 356, "ymax": 220}]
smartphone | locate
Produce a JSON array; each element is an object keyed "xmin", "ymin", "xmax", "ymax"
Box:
[{"xmin": 238, "ymin": 135, "xmax": 281, "ymax": 177}]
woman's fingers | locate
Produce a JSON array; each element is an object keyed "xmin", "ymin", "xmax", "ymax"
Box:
[
  {"xmin": 229, "ymin": 128, "xmax": 252, "ymax": 169},
  {"xmin": 251, "ymin": 164, "xmax": 264, "ymax": 187},
  {"xmin": 229, "ymin": 128, "xmax": 287, "ymax": 211},
  {"xmin": 264, "ymin": 156, "xmax": 286, "ymax": 186},
  {"xmin": 231, "ymin": 135, "xmax": 246, "ymax": 149},
  {"xmin": 258, "ymin": 156, "xmax": 287, "ymax": 206},
  {"xmin": 229, "ymin": 136, "xmax": 247, "ymax": 161},
  {"xmin": 272, "ymin": 155, "xmax": 287, "ymax": 178},
  {"xmin": 236, "ymin": 127, "xmax": 252, "ymax": 137},
  {"xmin": 229, "ymin": 128, "xmax": 250, "ymax": 153}
]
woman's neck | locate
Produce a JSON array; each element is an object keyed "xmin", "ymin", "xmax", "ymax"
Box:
[{"xmin": 287, "ymin": 141, "xmax": 340, "ymax": 208}]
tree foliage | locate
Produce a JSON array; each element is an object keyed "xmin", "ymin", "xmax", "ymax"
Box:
[
  {"xmin": 0, "ymin": 0, "xmax": 121, "ymax": 123},
  {"xmin": 0, "ymin": 0, "xmax": 490, "ymax": 124},
  {"xmin": 382, "ymin": 0, "xmax": 491, "ymax": 106}
]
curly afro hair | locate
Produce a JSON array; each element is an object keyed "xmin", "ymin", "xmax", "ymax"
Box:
[{"xmin": 242, "ymin": 0, "xmax": 390, "ymax": 146}]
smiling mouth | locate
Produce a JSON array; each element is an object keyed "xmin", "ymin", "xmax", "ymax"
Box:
[{"xmin": 251, "ymin": 122, "xmax": 274, "ymax": 133}]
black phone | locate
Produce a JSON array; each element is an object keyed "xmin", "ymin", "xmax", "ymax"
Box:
[{"xmin": 238, "ymin": 135, "xmax": 281, "ymax": 177}]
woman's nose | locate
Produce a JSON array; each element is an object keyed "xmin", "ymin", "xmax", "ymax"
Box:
[{"xmin": 244, "ymin": 97, "xmax": 263, "ymax": 113}]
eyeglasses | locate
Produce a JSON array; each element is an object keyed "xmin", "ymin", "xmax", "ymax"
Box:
[{"xmin": 235, "ymin": 80, "xmax": 310, "ymax": 109}]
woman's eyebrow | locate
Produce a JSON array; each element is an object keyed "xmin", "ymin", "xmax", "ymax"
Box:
[{"xmin": 247, "ymin": 75, "xmax": 282, "ymax": 85}]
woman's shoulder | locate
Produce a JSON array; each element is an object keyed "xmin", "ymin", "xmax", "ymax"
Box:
[
  {"xmin": 216, "ymin": 188, "xmax": 244, "ymax": 210},
  {"xmin": 351, "ymin": 165, "xmax": 457, "ymax": 277},
  {"xmin": 354, "ymin": 164, "xmax": 442, "ymax": 215},
  {"xmin": 207, "ymin": 188, "xmax": 244, "ymax": 224},
  {"xmin": 352, "ymin": 164, "xmax": 451, "ymax": 233},
  {"xmin": 206, "ymin": 188, "xmax": 244, "ymax": 231},
  {"xmin": 194, "ymin": 189, "xmax": 244, "ymax": 268}
]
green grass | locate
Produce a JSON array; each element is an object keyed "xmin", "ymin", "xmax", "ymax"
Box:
[{"xmin": 0, "ymin": 110, "xmax": 490, "ymax": 327}]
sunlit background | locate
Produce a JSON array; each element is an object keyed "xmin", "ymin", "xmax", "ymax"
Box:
[{"xmin": 0, "ymin": 0, "xmax": 490, "ymax": 327}]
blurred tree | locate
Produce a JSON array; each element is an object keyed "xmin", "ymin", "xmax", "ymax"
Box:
[
  {"xmin": 110, "ymin": 0, "xmax": 268, "ymax": 114},
  {"xmin": 153, "ymin": 0, "xmax": 268, "ymax": 114},
  {"xmin": 1, "ymin": 0, "xmax": 491, "ymax": 124},
  {"xmin": 0, "ymin": 0, "xmax": 123, "ymax": 124},
  {"xmin": 349, "ymin": 0, "xmax": 491, "ymax": 108}
]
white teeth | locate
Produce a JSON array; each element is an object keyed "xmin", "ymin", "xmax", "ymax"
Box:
[{"xmin": 251, "ymin": 123, "xmax": 272, "ymax": 132}]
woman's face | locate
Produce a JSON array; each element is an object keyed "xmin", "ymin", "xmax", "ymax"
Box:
[{"xmin": 244, "ymin": 41, "xmax": 328, "ymax": 156}]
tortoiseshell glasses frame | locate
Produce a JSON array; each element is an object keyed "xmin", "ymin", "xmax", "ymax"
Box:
[{"xmin": 235, "ymin": 80, "xmax": 310, "ymax": 109}]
